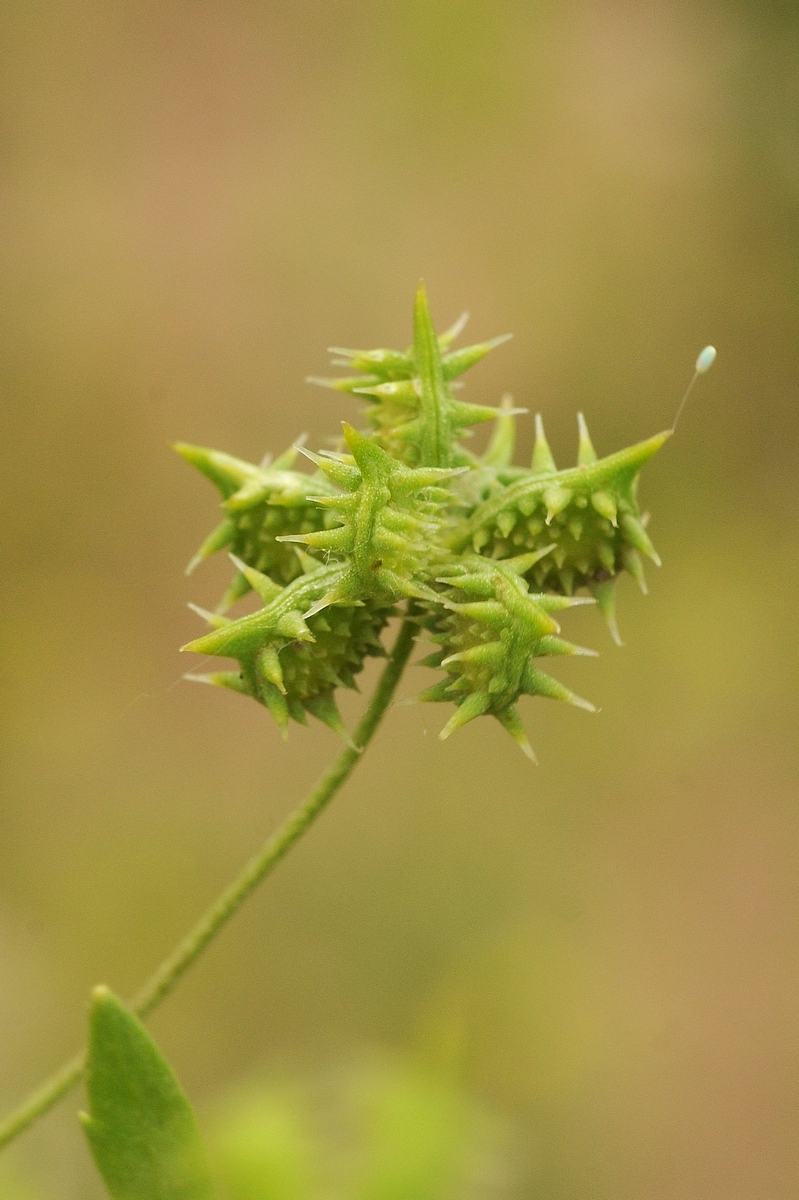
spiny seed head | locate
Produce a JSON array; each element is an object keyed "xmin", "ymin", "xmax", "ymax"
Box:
[{"xmin": 179, "ymin": 287, "xmax": 680, "ymax": 758}]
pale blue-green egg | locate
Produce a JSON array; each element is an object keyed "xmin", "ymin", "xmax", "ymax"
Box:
[{"xmin": 695, "ymin": 345, "xmax": 716, "ymax": 374}]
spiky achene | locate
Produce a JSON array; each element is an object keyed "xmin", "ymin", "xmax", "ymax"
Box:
[
  {"xmin": 448, "ymin": 416, "xmax": 670, "ymax": 645},
  {"xmin": 182, "ymin": 556, "xmax": 393, "ymax": 743},
  {"xmin": 308, "ymin": 285, "xmax": 516, "ymax": 467},
  {"xmin": 276, "ymin": 422, "xmax": 464, "ymax": 615},
  {"xmin": 174, "ymin": 440, "xmax": 338, "ymax": 611},
  {"xmin": 178, "ymin": 286, "xmax": 671, "ymax": 758},
  {"xmin": 418, "ymin": 554, "xmax": 597, "ymax": 762}
]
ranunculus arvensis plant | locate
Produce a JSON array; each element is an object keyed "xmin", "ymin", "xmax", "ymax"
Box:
[{"xmin": 0, "ymin": 287, "xmax": 714, "ymax": 1199}]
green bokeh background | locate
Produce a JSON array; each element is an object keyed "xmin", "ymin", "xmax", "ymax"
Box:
[{"xmin": 1, "ymin": 1, "xmax": 798, "ymax": 1195}]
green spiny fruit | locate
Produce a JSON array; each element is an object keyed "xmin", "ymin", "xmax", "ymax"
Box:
[
  {"xmin": 448, "ymin": 414, "xmax": 670, "ymax": 644},
  {"xmin": 175, "ymin": 439, "xmax": 339, "ymax": 610},
  {"xmin": 308, "ymin": 284, "xmax": 518, "ymax": 468},
  {"xmin": 418, "ymin": 554, "xmax": 597, "ymax": 760},
  {"xmin": 277, "ymin": 421, "xmax": 464, "ymax": 615},
  {"xmin": 181, "ymin": 287, "xmax": 690, "ymax": 761},
  {"xmin": 182, "ymin": 557, "xmax": 393, "ymax": 743}
]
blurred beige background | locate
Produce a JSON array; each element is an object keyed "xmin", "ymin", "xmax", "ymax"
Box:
[{"xmin": 1, "ymin": 1, "xmax": 798, "ymax": 1196}]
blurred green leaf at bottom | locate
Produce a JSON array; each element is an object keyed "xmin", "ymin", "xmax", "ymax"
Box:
[
  {"xmin": 80, "ymin": 987, "xmax": 215, "ymax": 1200},
  {"xmin": 211, "ymin": 1054, "xmax": 522, "ymax": 1200}
]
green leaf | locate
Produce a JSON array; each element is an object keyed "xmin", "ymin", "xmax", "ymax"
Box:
[{"xmin": 80, "ymin": 987, "xmax": 215, "ymax": 1200}]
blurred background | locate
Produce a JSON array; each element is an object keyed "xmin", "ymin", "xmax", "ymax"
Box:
[{"xmin": 1, "ymin": 0, "xmax": 799, "ymax": 1195}]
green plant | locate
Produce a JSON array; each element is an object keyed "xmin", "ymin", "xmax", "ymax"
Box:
[{"xmin": 0, "ymin": 286, "xmax": 689, "ymax": 1194}]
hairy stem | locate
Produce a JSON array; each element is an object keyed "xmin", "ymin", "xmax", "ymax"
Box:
[{"xmin": 0, "ymin": 613, "xmax": 418, "ymax": 1151}]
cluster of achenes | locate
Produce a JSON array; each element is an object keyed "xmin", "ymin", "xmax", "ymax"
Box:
[{"xmin": 177, "ymin": 286, "xmax": 670, "ymax": 761}]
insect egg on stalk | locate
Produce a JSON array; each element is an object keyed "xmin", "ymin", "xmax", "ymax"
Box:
[{"xmin": 672, "ymin": 344, "xmax": 717, "ymax": 432}]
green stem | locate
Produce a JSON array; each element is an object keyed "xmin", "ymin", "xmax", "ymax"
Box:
[{"xmin": 0, "ymin": 613, "xmax": 418, "ymax": 1151}]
